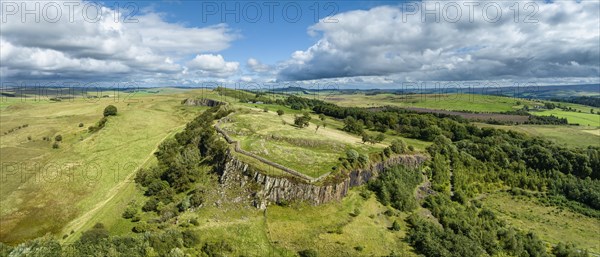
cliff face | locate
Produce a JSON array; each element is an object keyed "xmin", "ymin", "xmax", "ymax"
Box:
[
  {"xmin": 219, "ymin": 153, "xmax": 427, "ymax": 209},
  {"xmin": 182, "ymin": 98, "xmax": 223, "ymax": 107}
]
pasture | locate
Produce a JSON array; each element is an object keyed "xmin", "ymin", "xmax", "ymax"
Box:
[
  {"xmin": 531, "ymin": 109, "xmax": 600, "ymax": 127},
  {"xmin": 0, "ymin": 89, "xmax": 205, "ymax": 243},
  {"xmin": 484, "ymin": 191, "xmax": 600, "ymax": 255},
  {"xmin": 324, "ymin": 93, "xmax": 540, "ymax": 113}
]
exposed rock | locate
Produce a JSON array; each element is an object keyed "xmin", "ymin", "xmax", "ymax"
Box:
[
  {"xmin": 219, "ymin": 153, "xmax": 427, "ymax": 209},
  {"xmin": 182, "ymin": 98, "xmax": 224, "ymax": 107}
]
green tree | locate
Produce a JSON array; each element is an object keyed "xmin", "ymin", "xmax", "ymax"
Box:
[
  {"xmin": 103, "ymin": 105, "xmax": 118, "ymax": 117},
  {"xmin": 361, "ymin": 132, "xmax": 371, "ymax": 144},
  {"xmin": 343, "ymin": 117, "xmax": 363, "ymax": 134},
  {"xmin": 277, "ymin": 109, "xmax": 284, "ymax": 116},
  {"xmin": 55, "ymin": 134, "xmax": 62, "ymax": 142}
]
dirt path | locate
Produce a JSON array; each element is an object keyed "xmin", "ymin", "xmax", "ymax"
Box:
[{"xmin": 61, "ymin": 125, "xmax": 185, "ymax": 240}]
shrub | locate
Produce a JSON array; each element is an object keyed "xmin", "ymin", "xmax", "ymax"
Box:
[
  {"xmin": 358, "ymin": 153, "xmax": 369, "ymax": 166},
  {"xmin": 52, "ymin": 142, "xmax": 59, "ymax": 149},
  {"xmin": 277, "ymin": 109, "xmax": 284, "ymax": 116},
  {"xmin": 55, "ymin": 135, "xmax": 62, "ymax": 142},
  {"xmin": 346, "ymin": 149, "xmax": 359, "ymax": 162},
  {"xmin": 390, "ymin": 139, "xmax": 407, "ymax": 154},
  {"xmin": 298, "ymin": 249, "xmax": 318, "ymax": 257},
  {"xmin": 122, "ymin": 207, "xmax": 137, "ymax": 219},
  {"xmin": 263, "ymin": 107, "xmax": 269, "ymax": 112},
  {"xmin": 103, "ymin": 105, "xmax": 118, "ymax": 117},
  {"xmin": 79, "ymin": 123, "xmax": 84, "ymax": 127},
  {"xmin": 27, "ymin": 135, "xmax": 31, "ymax": 140},
  {"xmin": 391, "ymin": 220, "xmax": 401, "ymax": 231},
  {"xmin": 182, "ymin": 230, "xmax": 200, "ymax": 247}
]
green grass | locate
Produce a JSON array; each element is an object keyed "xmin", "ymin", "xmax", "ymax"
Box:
[
  {"xmin": 483, "ymin": 191, "xmax": 600, "ymax": 254},
  {"xmin": 475, "ymin": 123, "xmax": 599, "ymax": 148},
  {"xmin": 531, "ymin": 109, "xmax": 600, "ymax": 127},
  {"xmin": 0, "ymin": 89, "xmax": 206, "ymax": 243},
  {"xmin": 266, "ymin": 188, "xmax": 418, "ymax": 257},
  {"xmin": 325, "ymin": 93, "xmax": 541, "ymax": 113}
]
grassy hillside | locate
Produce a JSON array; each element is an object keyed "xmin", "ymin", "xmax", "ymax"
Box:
[
  {"xmin": 219, "ymin": 108, "xmax": 385, "ymax": 178},
  {"xmin": 0, "ymin": 90, "xmax": 205, "ymax": 243}
]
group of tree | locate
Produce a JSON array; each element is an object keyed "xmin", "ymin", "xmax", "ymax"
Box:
[
  {"xmin": 88, "ymin": 105, "xmax": 118, "ymax": 133},
  {"xmin": 135, "ymin": 106, "xmax": 230, "ymax": 224},
  {"xmin": 361, "ymin": 132, "xmax": 385, "ymax": 144}
]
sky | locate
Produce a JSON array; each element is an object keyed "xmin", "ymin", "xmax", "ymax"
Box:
[{"xmin": 1, "ymin": 0, "xmax": 599, "ymax": 89}]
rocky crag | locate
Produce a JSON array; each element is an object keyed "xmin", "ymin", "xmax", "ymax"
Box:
[{"xmin": 219, "ymin": 153, "xmax": 427, "ymax": 209}]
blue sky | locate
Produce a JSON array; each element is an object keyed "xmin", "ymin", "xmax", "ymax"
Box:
[{"xmin": 1, "ymin": 0, "xmax": 599, "ymax": 88}]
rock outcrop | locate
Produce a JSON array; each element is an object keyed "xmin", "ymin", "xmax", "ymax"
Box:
[
  {"xmin": 182, "ymin": 98, "xmax": 224, "ymax": 107},
  {"xmin": 219, "ymin": 153, "xmax": 427, "ymax": 209}
]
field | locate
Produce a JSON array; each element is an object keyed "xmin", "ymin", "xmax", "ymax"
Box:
[
  {"xmin": 475, "ymin": 123, "xmax": 600, "ymax": 148},
  {"xmin": 325, "ymin": 93, "xmax": 540, "ymax": 112},
  {"xmin": 531, "ymin": 109, "xmax": 600, "ymax": 127},
  {"xmin": 0, "ymin": 89, "xmax": 206, "ymax": 243},
  {"xmin": 483, "ymin": 192, "xmax": 600, "ymax": 255}
]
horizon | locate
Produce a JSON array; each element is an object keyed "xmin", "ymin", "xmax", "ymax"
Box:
[{"xmin": 1, "ymin": 1, "xmax": 599, "ymax": 88}]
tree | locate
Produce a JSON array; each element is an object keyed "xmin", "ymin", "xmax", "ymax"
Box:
[
  {"xmin": 79, "ymin": 122, "xmax": 84, "ymax": 127},
  {"xmin": 277, "ymin": 109, "xmax": 284, "ymax": 116},
  {"xmin": 361, "ymin": 132, "xmax": 371, "ymax": 144},
  {"xmin": 319, "ymin": 113, "xmax": 326, "ymax": 121},
  {"xmin": 294, "ymin": 112, "xmax": 311, "ymax": 128},
  {"xmin": 343, "ymin": 117, "xmax": 363, "ymax": 134},
  {"xmin": 52, "ymin": 142, "xmax": 59, "ymax": 149},
  {"xmin": 55, "ymin": 134, "xmax": 62, "ymax": 142},
  {"xmin": 103, "ymin": 105, "xmax": 118, "ymax": 117}
]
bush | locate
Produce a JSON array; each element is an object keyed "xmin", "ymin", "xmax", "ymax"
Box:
[
  {"xmin": 390, "ymin": 139, "xmax": 407, "ymax": 154},
  {"xmin": 263, "ymin": 107, "xmax": 269, "ymax": 112},
  {"xmin": 298, "ymin": 249, "xmax": 318, "ymax": 257},
  {"xmin": 277, "ymin": 109, "xmax": 284, "ymax": 116},
  {"xmin": 391, "ymin": 220, "xmax": 401, "ymax": 231},
  {"xmin": 79, "ymin": 123, "xmax": 84, "ymax": 127},
  {"xmin": 182, "ymin": 230, "xmax": 200, "ymax": 247},
  {"xmin": 103, "ymin": 105, "xmax": 118, "ymax": 117},
  {"xmin": 55, "ymin": 135, "xmax": 62, "ymax": 142},
  {"xmin": 122, "ymin": 207, "xmax": 137, "ymax": 219},
  {"xmin": 52, "ymin": 142, "xmax": 59, "ymax": 149},
  {"xmin": 346, "ymin": 149, "xmax": 359, "ymax": 162}
]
